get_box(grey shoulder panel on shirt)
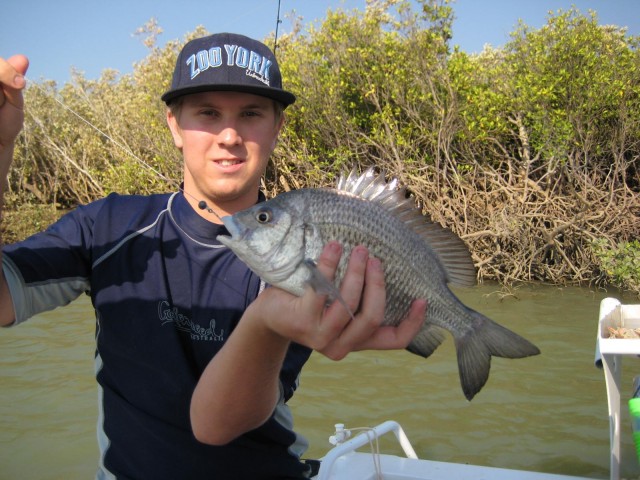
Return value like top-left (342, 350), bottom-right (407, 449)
top-left (2, 255), bottom-right (90, 326)
top-left (274, 379), bottom-right (309, 459)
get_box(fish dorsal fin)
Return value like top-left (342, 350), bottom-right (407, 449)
top-left (336, 168), bottom-right (477, 287)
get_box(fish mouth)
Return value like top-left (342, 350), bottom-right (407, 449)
top-left (216, 214), bottom-right (300, 282)
top-left (217, 215), bottom-right (246, 245)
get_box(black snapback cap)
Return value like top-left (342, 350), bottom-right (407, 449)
top-left (161, 32), bottom-right (296, 107)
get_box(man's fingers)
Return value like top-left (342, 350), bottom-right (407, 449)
top-left (302, 243), bottom-right (427, 359)
top-left (394, 298), bottom-right (427, 345)
top-left (312, 241), bottom-right (342, 281)
top-left (3, 55), bottom-right (29, 83)
top-left (322, 245), bottom-right (368, 321)
top-left (302, 241), bottom-right (342, 308)
top-left (359, 256), bottom-right (386, 319)
top-left (0, 55), bottom-right (29, 110)
top-left (322, 256), bottom-right (386, 357)
top-left (349, 298), bottom-right (427, 354)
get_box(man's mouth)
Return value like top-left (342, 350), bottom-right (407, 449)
top-left (217, 159), bottom-right (243, 167)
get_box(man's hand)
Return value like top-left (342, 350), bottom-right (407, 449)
top-left (254, 241), bottom-right (427, 360)
top-left (191, 241), bottom-right (427, 445)
top-left (0, 55), bottom-right (29, 150)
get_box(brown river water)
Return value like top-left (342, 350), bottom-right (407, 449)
top-left (1, 283), bottom-right (639, 479)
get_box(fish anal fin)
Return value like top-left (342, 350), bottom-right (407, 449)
top-left (406, 324), bottom-right (447, 359)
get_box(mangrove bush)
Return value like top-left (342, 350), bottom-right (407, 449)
top-left (6, 0), bottom-right (640, 294)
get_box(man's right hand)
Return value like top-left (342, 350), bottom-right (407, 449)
top-left (0, 55), bottom-right (29, 328)
top-left (0, 55), bottom-right (29, 151)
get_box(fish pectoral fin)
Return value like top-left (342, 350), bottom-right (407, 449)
top-left (303, 259), bottom-right (356, 321)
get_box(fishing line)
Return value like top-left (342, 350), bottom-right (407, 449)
top-left (346, 427), bottom-right (383, 479)
top-left (22, 76), bottom-right (223, 222)
top-left (274, 0), bottom-right (283, 55)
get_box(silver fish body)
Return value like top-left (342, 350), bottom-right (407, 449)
top-left (217, 169), bottom-right (540, 400)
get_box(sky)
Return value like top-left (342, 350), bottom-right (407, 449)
top-left (1, 0), bottom-right (639, 85)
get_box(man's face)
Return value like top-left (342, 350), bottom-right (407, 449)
top-left (167, 91), bottom-right (283, 219)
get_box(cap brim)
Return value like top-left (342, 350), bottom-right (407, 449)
top-left (161, 84), bottom-right (296, 107)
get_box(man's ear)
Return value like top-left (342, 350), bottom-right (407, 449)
top-left (271, 113), bottom-right (285, 151)
top-left (166, 109), bottom-right (183, 149)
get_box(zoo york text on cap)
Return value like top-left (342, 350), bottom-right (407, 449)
top-left (161, 32), bottom-right (296, 107)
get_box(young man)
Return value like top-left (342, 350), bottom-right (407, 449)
top-left (0, 33), bottom-right (426, 479)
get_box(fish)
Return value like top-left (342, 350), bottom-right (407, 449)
top-left (217, 168), bottom-right (540, 400)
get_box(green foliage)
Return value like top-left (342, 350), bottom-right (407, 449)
top-left (450, 8), bottom-right (640, 176)
top-left (593, 239), bottom-right (640, 293)
top-left (448, 48), bottom-right (512, 143)
top-left (506, 9), bottom-right (640, 165)
top-left (276, 0), bottom-right (455, 178)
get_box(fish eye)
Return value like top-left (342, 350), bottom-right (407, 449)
top-left (256, 210), bottom-right (271, 224)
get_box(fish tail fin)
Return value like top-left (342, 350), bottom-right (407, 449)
top-left (455, 309), bottom-right (540, 401)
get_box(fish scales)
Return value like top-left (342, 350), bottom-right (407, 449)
top-left (217, 169), bottom-right (540, 400)
top-left (305, 190), bottom-right (424, 325)
top-left (307, 189), bottom-right (448, 328)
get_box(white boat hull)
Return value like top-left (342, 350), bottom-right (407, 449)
top-left (316, 451), bottom-right (592, 480)
top-left (312, 420), bottom-right (593, 480)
